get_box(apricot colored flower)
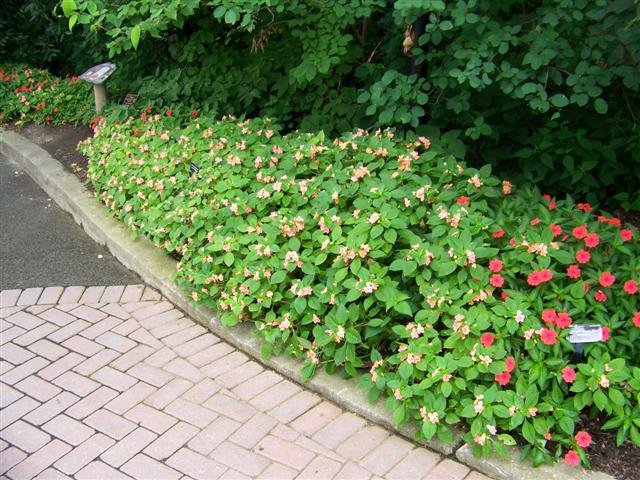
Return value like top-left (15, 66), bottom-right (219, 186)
top-left (495, 371), bottom-right (511, 386)
top-left (623, 280), bottom-right (637, 295)
top-left (567, 265), bottom-right (581, 279)
top-left (457, 196), bottom-right (469, 205)
top-left (480, 333), bottom-right (495, 347)
top-left (565, 449), bottom-right (580, 467)
top-left (601, 326), bottom-right (610, 341)
top-left (530, 218), bottom-right (540, 226)
top-left (540, 328), bottom-right (557, 345)
top-left (599, 272), bottom-right (615, 287)
top-left (562, 367), bottom-right (576, 383)
top-left (575, 431), bottom-right (592, 448)
top-left (572, 225), bottom-right (587, 239)
top-left (489, 259), bottom-right (503, 272)
top-left (576, 249), bottom-right (590, 264)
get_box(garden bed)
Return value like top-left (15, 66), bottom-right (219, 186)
top-left (75, 112), bottom-right (639, 474)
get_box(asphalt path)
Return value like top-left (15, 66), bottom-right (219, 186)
top-left (0, 153), bottom-right (140, 289)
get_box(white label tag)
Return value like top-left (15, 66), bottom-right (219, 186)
top-left (568, 324), bottom-right (602, 344)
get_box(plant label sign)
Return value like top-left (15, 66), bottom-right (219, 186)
top-left (122, 93), bottom-right (138, 106)
top-left (80, 62), bottom-right (117, 85)
top-left (568, 324), bottom-right (602, 344)
top-left (190, 162), bottom-right (200, 174)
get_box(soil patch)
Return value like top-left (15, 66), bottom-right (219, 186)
top-left (13, 123), bottom-right (93, 185)
top-left (585, 415), bottom-right (640, 480)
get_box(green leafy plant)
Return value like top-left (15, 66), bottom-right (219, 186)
top-left (0, 64), bottom-right (94, 126)
top-left (81, 112), bottom-right (640, 469)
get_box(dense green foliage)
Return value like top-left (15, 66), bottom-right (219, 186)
top-left (82, 112), bottom-right (640, 468)
top-left (0, 0), bottom-right (102, 74)
top-left (0, 65), bottom-right (93, 125)
top-left (61, 0), bottom-right (640, 209)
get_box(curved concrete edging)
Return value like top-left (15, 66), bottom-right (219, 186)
top-left (0, 128), bottom-right (614, 480)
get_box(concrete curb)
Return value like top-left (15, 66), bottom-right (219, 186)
top-left (1, 128), bottom-right (615, 480)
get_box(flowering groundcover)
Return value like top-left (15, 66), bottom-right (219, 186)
top-left (0, 64), bottom-right (93, 126)
top-left (80, 112), bottom-right (640, 469)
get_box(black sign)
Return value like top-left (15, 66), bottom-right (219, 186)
top-left (190, 162), bottom-right (200, 174)
top-left (122, 93), bottom-right (138, 106)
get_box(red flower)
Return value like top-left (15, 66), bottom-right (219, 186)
top-left (550, 224), bottom-right (562, 237)
top-left (509, 237), bottom-right (516, 247)
top-left (530, 218), bottom-right (540, 226)
top-left (584, 233), bottom-right (599, 248)
top-left (594, 290), bottom-right (607, 302)
top-left (548, 200), bottom-right (556, 210)
top-left (543, 194), bottom-right (551, 202)
top-left (601, 326), bottom-right (610, 342)
top-left (567, 265), bottom-right (581, 279)
top-left (501, 291), bottom-right (509, 299)
top-left (495, 371), bottom-right (511, 386)
top-left (542, 309), bottom-right (558, 325)
top-left (575, 249), bottom-right (590, 264)
top-left (565, 449), bottom-right (580, 467)
top-left (572, 225), bottom-right (588, 239)
top-left (489, 259), bottom-right (503, 273)
top-left (633, 312), bottom-right (640, 328)
top-left (146, 106), bottom-right (152, 113)
top-left (492, 230), bottom-right (505, 239)
top-left (528, 269), bottom-right (553, 287)
top-left (505, 356), bottom-right (516, 372)
top-left (620, 229), bottom-right (634, 241)
top-left (624, 280), bottom-right (638, 295)
top-left (598, 272), bottom-right (615, 288)
top-left (583, 281), bottom-right (590, 293)
top-left (53, 107), bottom-right (59, 113)
top-left (544, 432), bottom-right (552, 440)
top-left (540, 329), bottom-right (558, 345)
top-left (556, 312), bottom-right (572, 329)
top-left (577, 203), bottom-right (592, 212)
top-left (457, 196), bottom-right (469, 206)
top-left (540, 269), bottom-right (552, 281)
top-left (191, 111), bottom-right (199, 117)
top-left (490, 274), bottom-right (504, 288)
top-left (480, 333), bottom-right (495, 347)
top-left (165, 109), bottom-right (173, 117)
top-left (562, 367), bottom-right (576, 383)
top-left (575, 431), bottom-right (592, 449)
top-left (140, 112), bottom-right (147, 122)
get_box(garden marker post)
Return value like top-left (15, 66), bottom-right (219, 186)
top-left (79, 62), bottom-right (117, 114)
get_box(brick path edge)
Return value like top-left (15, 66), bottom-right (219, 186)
top-left (0, 128), bottom-right (615, 480)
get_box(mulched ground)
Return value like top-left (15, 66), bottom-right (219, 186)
top-left (6, 122), bottom-right (640, 480)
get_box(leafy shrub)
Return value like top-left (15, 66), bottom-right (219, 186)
top-left (81, 112), bottom-right (640, 468)
top-left (0, 64), bottom-right (94, 125)
top-left (64, 0), bottom-right (639, 208)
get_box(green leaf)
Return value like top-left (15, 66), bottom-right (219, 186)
top-left (558, 416), bottom-right (575, 435)
top-left (594, 98), bottom-right (608, 114)
top-left (399, 361), bottom-right (413, 379)
top-left (593, 389), bottom-right (608, 410)
top-left (213, 5), bottom-right (226, 18)
top-left (550, 94), bottom-right (569, 108)
top-left (223, 252), bottom-right (234, 266)
top-left (130, 25), bottom-right (141, 50)
top-left (69, 14), bottom-right (78, 30)
top-left (224, 9), bottom-right (238, 24)
top-left (62, 0), bottom-right (77, 16)
top-left (271, 270), bottom-right (287, 283)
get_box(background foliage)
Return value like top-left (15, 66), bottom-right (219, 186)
top-left (58, 0), bottom-right (640, 210)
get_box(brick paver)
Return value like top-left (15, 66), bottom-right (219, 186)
top-left (0, 285), bottom-right (492, 479)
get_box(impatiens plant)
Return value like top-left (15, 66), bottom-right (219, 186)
top-left (0, 64), bottom-right (93, 126)
top-left (80, 112), bottom-right (640, 468)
